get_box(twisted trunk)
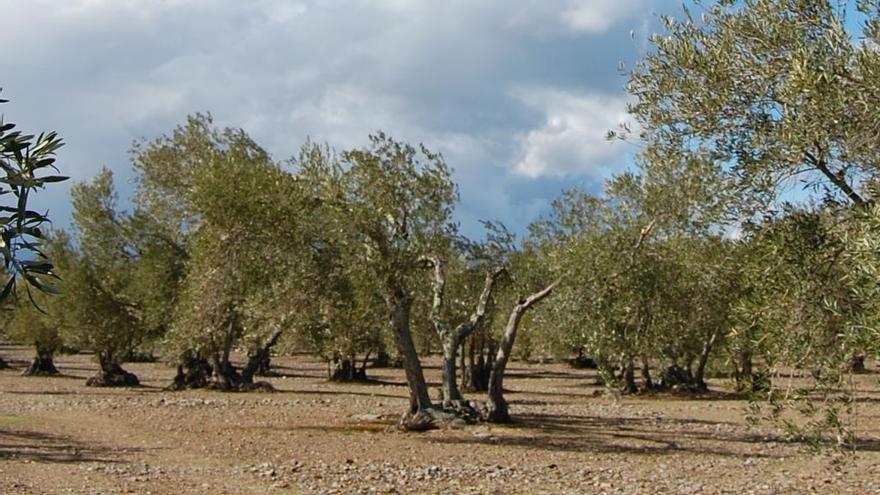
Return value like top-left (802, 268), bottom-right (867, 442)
top-left (621, 357), bottom-right (637, 394)
top-left (242, 330), bottom-right (282, 383)
top-left (22, 346), bottom-right (59, 376)
top-left (87, 350), bottom-right (139, 387)
top-left (387, 285), bottom-right (432, 413)
top-left (693, 330), bottom-right (719, 392)
top-left (486, 282), bottom-right (556, 423)
top-left (427, 258), bottom-right (504, 405)
top-left (168, 352), bottom-right (213, 390)
top-left (640, 356), bottom-right (654, 390)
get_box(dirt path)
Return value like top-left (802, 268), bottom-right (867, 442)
top-left (1, 346), bottom-right (879, 494)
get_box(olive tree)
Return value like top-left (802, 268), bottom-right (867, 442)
top-left (326, 133), bottom-right (458, 423)
top-left (159, 116), bottom-right (306, 391)
top-left (62, 169), bottom-right (145, 386)
top-left (4, 231), bottom-right (75, 375)
top-left (626, 0), bottom-right (880, 210)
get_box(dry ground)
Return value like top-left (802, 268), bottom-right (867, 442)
top-left (1, 344), bottom-right (880, 494)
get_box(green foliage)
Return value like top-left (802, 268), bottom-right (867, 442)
top-left (61, 170), bottom-right (152, 368)
top-left (3, 232), bottom-right (74, 355)
top-left (626, 0), bottom-right (880, 209)
top-left (0, 93), bottom-right (67, 303)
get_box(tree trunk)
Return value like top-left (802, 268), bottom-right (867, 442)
top-left (242, 331), bottom-right (282, 383)
top-left (86, 352), bottom-right (139, 387)
top-left (467, 336), bottom-right (494, 392)
top-left (329, 355), bottom-right (367, 382)
top-left (621, 357), bottom-right (638, 394)
top-left (848, 354), bottom-right (867, 373)
top-left (0, 356), bottom-right (7, 370)
top-left (734, 349), bottom-right (768, 393)
top-left (386, 286), bottom-right (432, 413)
top-left (22, 347), bottom-right (59, 376)
top-left (486, 282), bottom-right (556, 423)
top-left (427, 259), bottom-right (504, 406)
top-left (459, 340), bottom-right (468, 392)
top-left (168, 352), bottom-right (213, 390)
top-left (640, 356), bottom-right (653, 390)
top-left (373, 350), bottom-right (391, 368)
top-left (441, 340), bottom-right (463, 404)
top-left (693, 330), bottom-right (718, 392)
top-left (660, 362), bottom-right (694, 391)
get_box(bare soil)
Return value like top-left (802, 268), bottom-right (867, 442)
top-left (1, 344), bottom-right (880, 494)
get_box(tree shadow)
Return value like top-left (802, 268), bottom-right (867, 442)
top-left (423, 412), bottom-right (780, 459)
top-left (505, 369), bottom-right (595, 381)
top-left (277, 388), bottom-right (405, 401)
top-left (0, 429), bottom-right (134, 464)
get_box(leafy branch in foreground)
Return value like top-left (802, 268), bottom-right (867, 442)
top-left (0, 91), bottom-right (67, 304)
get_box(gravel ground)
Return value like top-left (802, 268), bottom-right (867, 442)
top-left (1, 344), bottom-right (879, 494)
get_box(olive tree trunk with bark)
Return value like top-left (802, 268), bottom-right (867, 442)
top-left (22, 345), bottom-right (59, 376)
top-left (386, 284), bottom-right (433, 414)
top-left (86, 350), bottom-right (139, 387)
top-left (426, 258), bottom-right (504, 406)
top-left (486, 281), bottom-right (557, 423)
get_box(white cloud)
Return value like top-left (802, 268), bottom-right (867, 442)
top-left (562, 0), bottom-right (644, 33)
top-left (504, 0), bottom-right (646, 35)
top-left (0, 0), bottom-right (663, 236)
top-left (512, 88), bottom-right (634, 178)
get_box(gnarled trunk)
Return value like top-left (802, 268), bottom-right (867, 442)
top-left (328, 354), bottom-right (368, 382)
top-left (486, 282), bottom-right (556, 423)
top-left (87, 351), bottom-right (139, 387)
top-left (22, 346), bottom-right (59, 376)
top-left (734, 349), bottom-right (769, 393)
top-left (621, 357), bottom-right (638, 394)
top-left (242, 331), bottom-right (282, 383)
top-left (373, 349), bottom-right (391, 368)
top-left (465, 335), bottom-right (495, 392)
top-left (168, 352), bottom-right (213, 390)
top-left (427, 259), bottom-right (504, 406)
top-left (693, 330), bottom-right (719, 392)
top-left (387, 286), bottom-right (432, 413)
top-left (848, 354), bottom-right (867, 373)
top-left (640, 356), bottom-right (653, 390)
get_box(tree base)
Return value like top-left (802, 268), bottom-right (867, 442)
top-left (167, 356), bottom-right (213, 390)
top-left (253, 356), bottom-right (275, 377)
top-left (22, 356), bottom-right (59, 376)
top-left (328, 359), bottom-right (368, 382)
top-left (205, 380), bottom-right (276, 392)
top-left (0, 356), bottom-right (8, 369)
top-left (656, 366), bottom-right (707, 393)
top-left (207, 361), bottom-right (277, 393)
top-left (398, 407), bottom-right (469, 431)
top-left (735, 372), bottom-right (770, 394)
top-left (848, 355), bottom-right (867, 374)
top-left (484, 400), bottom-right (510, 424)
top-left (463, 363), bottom-right (491, 392)
top-left (567, 354), bottom-right (597, 369)
top-left (372, 351), bottom-right (392, 368)
top-left (86, 366), bottom-right (139, 387)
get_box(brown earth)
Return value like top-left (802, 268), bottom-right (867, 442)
top-left (1, 344), bottom-right (879, 494)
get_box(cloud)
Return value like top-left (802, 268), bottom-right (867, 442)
top-left (512, 88), bottom-right (634, 178)
top-left (562, 0), bottom-right (645, 33)
top-left (0, 0), bottom-right (667, 236)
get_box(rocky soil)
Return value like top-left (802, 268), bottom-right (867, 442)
top-left (1, 344), bottom-right (879, 494)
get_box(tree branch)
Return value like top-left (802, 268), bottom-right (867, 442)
top-left (804, 149), bottom-right (866, 207)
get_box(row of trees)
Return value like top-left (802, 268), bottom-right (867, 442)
top-left (3, 0), bottom-right (880, 436)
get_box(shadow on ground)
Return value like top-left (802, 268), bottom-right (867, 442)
top-left (0, 428), bottom-right (135, 464)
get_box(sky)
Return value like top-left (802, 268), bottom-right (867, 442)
top-left (0, 0), bottom-right (676, 238)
